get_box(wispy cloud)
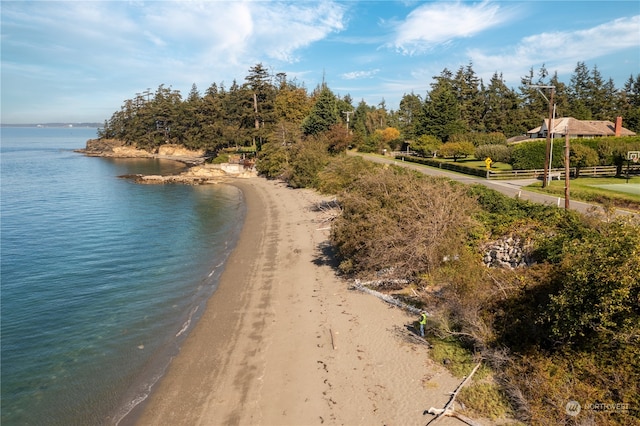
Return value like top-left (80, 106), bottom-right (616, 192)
top-left (469, 15), bottom-right (640, 84)
top-left (342, 69), bottom-right (380, 80)
top-left (253, 1), bottom-right (346, 62)
top-left (391, 1), bottom-right (514, 55)
top-left (1, 0), bottom-right (348, 121)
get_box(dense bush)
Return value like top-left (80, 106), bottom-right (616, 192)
top-left (331, 167), bottom-right (479, 278)
top-left (255, 141), bottom-right (289, 179)
top-left (543, 220), bottom-right (640, 343)
top-left (569, 143), bottom-right (599, 177)
top-left (316, 155), bottom-right (374, 194)
top-left (284, 137), bottom-right (331, 188)
top-left (411, 134), bottom-right (442, 157)
top-left (450, 132), bottom-right (507, 146)
top-left (510, 140), bottom-right (564, 169)
top-left (255, 136), bottom-right (331, 187)
top-left (439, 141), bottom-right (475, 161)
top-left (474, 144), bottom-right (512, 164)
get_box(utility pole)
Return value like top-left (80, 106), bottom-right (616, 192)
top-left (528, 85), bottom-right (555, 188)
top-left (343, 110), bottom-right (353, 131)
top-left (564, 129), bottom-right (570, 209)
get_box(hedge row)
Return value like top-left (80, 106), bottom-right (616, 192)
top-left (396, 155), bottom-right (488, 177)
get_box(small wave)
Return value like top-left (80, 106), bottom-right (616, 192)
top-left (175, 306), bottom-right (199, 338)
top-left (112, 367), bottom-right (166, 426)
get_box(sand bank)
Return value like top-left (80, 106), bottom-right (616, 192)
top-left (134, 177), bottom-right (463, 426)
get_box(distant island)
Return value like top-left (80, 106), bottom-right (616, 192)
top-left (1, 123), bottom-right (102, 128)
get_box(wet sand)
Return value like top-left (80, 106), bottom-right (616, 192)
top-left (134, 177), bottom-right (462, 426)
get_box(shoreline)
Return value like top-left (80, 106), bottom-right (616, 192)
top-left (131, 176), bottom-right (464, 426)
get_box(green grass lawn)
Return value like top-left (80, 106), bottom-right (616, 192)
top-left (526, 176), bottom-right (640, 212)
top-left (434, 157), bottom-right (514, 171)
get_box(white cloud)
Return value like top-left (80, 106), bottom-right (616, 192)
top-left (468, 15), bottom-right (640, 85)
top-left (1, 0), bottom-right (348, 121)
top-left (255, 2), bottom-right (346, 62)
top-left (392, 0), bottom-right (513, 55)
top-left (342, 69), bottom-right (380, 80)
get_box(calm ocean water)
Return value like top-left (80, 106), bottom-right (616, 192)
top-left (1, 127), bottom-right (245, 425)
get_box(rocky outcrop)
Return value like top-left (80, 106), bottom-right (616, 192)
top-left (127, 163), bottom-right (257, 184)
top-left (482, 236), bottom-right (533, 269)
top-left (81, 139), bottom-right (152, 158)
top-left (79, 139), bottom-right (256, 184)
top-left (79, 140), bottom-right (206, 164)
top-left (157, 144), bottom-right (205, 158)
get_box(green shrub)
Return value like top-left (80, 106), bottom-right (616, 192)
top-left (450, 132), bottom-right (507, 146)
top-left (475, 144), bottom-right (512, 164)
top-left (543, 220), bottom-right (640, 343)
top-left (428, 338), bottom-right (476, 378)
top-left (439, 141), bottom-right (475, 161)
top-left (511, 140), bottom-right (564, 169)
top-left (286, 137), bottom-right (331, 189)
top-left (317, 155), bottom-right (375, 194)
top-left (412, 134), bottom-right (442, 156)
top-left (459, 382), bottom-right (512, 420)
top-left (330, 168), bottom-right (479, 278)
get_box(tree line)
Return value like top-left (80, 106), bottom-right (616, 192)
top-left (98, 62), bottom-right (640, 154)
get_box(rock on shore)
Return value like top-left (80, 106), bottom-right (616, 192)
top-left (78, 138), bottom-right (256, 183)
top-left (132, 164), bottom-right (256, 184)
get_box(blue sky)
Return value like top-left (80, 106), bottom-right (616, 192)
top-left (1, 1), bottom-right (639, 124)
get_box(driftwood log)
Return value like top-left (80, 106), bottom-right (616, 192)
top-left (350, 281), bottom-right (425, 316)
top-left (425, 361), bottom-right (483, 426)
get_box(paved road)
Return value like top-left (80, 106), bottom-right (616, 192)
top-left (348, 152), bottom-right (638, 219)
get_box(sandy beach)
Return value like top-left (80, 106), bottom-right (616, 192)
top-left (133, 176), bottom-right (464, 426)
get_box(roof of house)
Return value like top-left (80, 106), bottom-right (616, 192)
top-left (527, 117), bottom-right (636, 137)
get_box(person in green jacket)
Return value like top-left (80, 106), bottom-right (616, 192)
top-left (419, 312), bottom-right (427, 337)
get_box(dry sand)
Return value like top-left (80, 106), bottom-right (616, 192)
top-left (134, 177), bottom-right (464, 426)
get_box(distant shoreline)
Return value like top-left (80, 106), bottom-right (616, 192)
top-left (1, 123), bottom-right (101, 128)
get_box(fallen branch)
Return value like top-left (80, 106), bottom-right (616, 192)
top-left (350, 281), bottom-right (425, 316)
top-left (426, 409), bottom-right (481, 426)
top-left (425, 361), bottom-right (483, 426)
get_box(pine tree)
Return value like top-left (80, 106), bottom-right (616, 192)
top-left (418, 69), bottom-right (466, 141)
top-left (569, 61), bottom-right (592, 119)
top-left (483, 72), bottom-right (524, 137)
top-left (301, 84), bottom-right (339, 135)
top-left (452, 63), bottom-right (484, 132)
top-left (397, 92), bottom-right (423, 141)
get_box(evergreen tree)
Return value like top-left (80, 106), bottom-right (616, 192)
top-left (274, 77), bottom-right (311, 124)
top-left (301, 84), bottom-right (339, 135)
top-left (352, 99), bottom-right (372, 138)
top-left (620, 74), bottom-right (640, 132)
top-left (397, 92), bottom-right (423, 141)
top-left (452, 63), bottom-right (484, 132)
top-left (364, 100), bottom-right (388, 135)
top-left (418, 69), bottom-right (466, 141)
top-left (518, 65), bottom-right (553, 131)
top-left (245, 63), bottom-right (276, 149)
top-left (569, 61), bottom-right (593, 119)
top-left (548, 72), bottom-right (569, 119)
top-left (483, 72), bottom-right (524, 137)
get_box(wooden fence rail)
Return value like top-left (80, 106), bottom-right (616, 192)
top-left (392, 154), bottom-right (640, 180)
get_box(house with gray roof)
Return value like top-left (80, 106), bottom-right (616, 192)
top-left (527, 116), bottom-right (636, 139)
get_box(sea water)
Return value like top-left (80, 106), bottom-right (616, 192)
top-left (0, 127), bottom-right (245, 425)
